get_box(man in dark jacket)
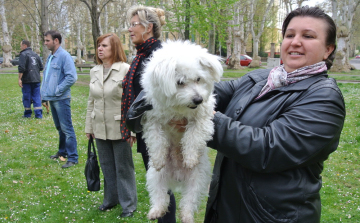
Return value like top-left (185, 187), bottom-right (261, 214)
top-left (18, 40), bottom-right (44, 118)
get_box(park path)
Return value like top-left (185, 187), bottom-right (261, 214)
top-left (2, 59), bottom-right (360, 84)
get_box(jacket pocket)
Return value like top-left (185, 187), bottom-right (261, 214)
top-left (47, 64), bottom-right (60, 96)
top-left (114, 115), bottom-right (121, 134)
top-left (246, 186), bottom-right (294, 223)
top-left (89, 78), bottom-right (99, 92)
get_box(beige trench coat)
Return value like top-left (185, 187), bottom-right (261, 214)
top-left (85, 62), bottom-right (130, 140)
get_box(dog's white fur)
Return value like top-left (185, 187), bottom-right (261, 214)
top-left (140, 40), bottom-right (223, 223)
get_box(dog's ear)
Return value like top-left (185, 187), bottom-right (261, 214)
top-left (143, 57), bottom-right (178, 97)
top-left (198, 54), bottom-right (223, 82)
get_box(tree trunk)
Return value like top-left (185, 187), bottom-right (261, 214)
top-left (22, 23), bottom-right (29, 41)
top-left (226, 21), bottom-right (232, 59)
top-left (228, 5), bottom-right (242, 70)
top-left (331, 33), bottom-right (351, 72)
top-left (104, 4), bottom-right (108, 34)
top-left (82, 27), bottom-right (87, 61)
top-left (41, 0), bottom-right (50, 63)
top-left (0, 0), bottom-right (13, 68)
top-left (330, 0), bottom-right (360, 72)
top-left (80, 0), bottom-right (112, 56)
top-left (184, 0), bottom-right (190, 40)
top-left (249, 0), bottom-right (274, 68)
top-left (208, 23), bottom-right (216, 54)
top-left (32, 0), bottom-right (41, 55)
top-left (76, 22), bottom-right (83, 65)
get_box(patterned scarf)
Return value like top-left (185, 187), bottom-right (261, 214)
top-left (121, 37), bottom-right (161, 140)
top-left (256, 61), bottom-right (327, 99)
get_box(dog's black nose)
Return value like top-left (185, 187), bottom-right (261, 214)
top-left (192, 96), bottom-right (203, 105)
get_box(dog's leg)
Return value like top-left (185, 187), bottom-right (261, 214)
top-left (179, 153), bottom-right (212, 223)
top-left (46, 101), bottom-right (50, 114)
top-left (143, 120), bottom-right (169, 171)
top-left (146, 167), bottom-right (170, 220)
top-left (42, 101), bottom-right (50, 114)
top-left (181, 118), bottom-right (213, 169)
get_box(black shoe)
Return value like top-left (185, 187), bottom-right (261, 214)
top-left (120, 211), bottom-right (134, 217)
top-left (98, 204), bottom-right (117, 211)
top-left (22, 116), bottom-right (31, 118)
top-left (50, 152), bottom-right (67, 160)
top-left (61, 161), bottom-right (78, 168)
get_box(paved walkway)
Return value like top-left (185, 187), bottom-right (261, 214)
top-left (2, 61), bottom-right (360, 84)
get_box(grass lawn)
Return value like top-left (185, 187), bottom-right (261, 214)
top-left (0, 72), bottom-right (359, 222)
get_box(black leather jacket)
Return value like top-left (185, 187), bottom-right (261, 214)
top-left (18, 48), bottom-right (43, 83)
top-left (205, 69), bottom-right (345, 223)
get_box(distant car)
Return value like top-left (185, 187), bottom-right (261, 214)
top-left (0, 57), bottom-right (3, 65)
top-left (71, 56), bottom-right (86, 63)
top-left (225, 54), bottom-right (259, 66)
top-left (10, 57), bottom-right (20, 66)
top-left (355, 55), bottom-right (360, 59)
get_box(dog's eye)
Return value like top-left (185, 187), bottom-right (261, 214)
top-left (196, 78), bottom-right (201, 82)
top-left (177, 80), bottom-right (184, 86)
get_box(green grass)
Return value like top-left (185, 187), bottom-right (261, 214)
top-left (0, 73), bottom-right (359, 222)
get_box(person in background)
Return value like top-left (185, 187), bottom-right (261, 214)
top-left (85, 33), bottom-right (137, 218)
top-left (18, 40), bottom-right (44, 118)
top-left (42, 30), bottom-right (78, 169)
top-left (121, 5), bottom-right (177, 223)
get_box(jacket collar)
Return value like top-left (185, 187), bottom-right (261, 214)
top-left (248, 69), bottom-right (328, 102)
top-left (249, 69), bottom-right (328, 92)
top-left (92, 62), bottom-right (124, 83)
top-left (51, 46), bottom-right (64, 58)
top-left (20, 47), bottom-right (32, 53)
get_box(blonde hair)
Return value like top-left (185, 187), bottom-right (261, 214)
top-left (127, 5), bottom-right (166, 39)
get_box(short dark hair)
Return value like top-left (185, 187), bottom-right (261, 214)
top-left (96, 33), bottom-right (127, 64)
top-left (44, 30), bottom-right (62, 44)
top-left (21, 40), bottom-right (31, 47)
top-left (282, 6), bottom-right (337, 69)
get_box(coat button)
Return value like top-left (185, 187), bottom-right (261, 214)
top-left (236, 108), bottom-right (242, 115)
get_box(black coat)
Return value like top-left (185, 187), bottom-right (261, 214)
top-left (18, 48), bottom-right (43, 83)
top-left (133, 42), bottom-right (162, 154)
top-left (205, 69), bottom-right (345, 223)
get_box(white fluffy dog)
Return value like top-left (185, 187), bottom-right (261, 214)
top-left (140, 40), bottom-right (223, 223)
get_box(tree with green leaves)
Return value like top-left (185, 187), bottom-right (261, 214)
top-left (147, 0), bottom-right (237, 54)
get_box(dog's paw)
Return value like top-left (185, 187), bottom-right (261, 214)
top-left (180, 210), bottom-right (195, 223)
top-left (147, 207), bottom-right (166, 220)
top-left (183, 158), bottom-right (199, 169)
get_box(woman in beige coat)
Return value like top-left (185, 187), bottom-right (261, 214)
top-left (85, 33), bottom-right (137, 218)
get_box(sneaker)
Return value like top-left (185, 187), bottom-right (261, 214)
top-left (50, 152), bottom-right (67, 161)
top-left (61, 161), bottom-right (78, 168)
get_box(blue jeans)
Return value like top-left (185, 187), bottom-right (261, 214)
top-left (22, 83), bottom-right (42, 118)
top-left (49, 98), bottom-right (78, 163)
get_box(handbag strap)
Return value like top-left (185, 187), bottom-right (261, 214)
top-left (88, 135), bottom-right (97, 158)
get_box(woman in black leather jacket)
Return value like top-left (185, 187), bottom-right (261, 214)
top-left (204, 6), bottom-right (345, 223)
